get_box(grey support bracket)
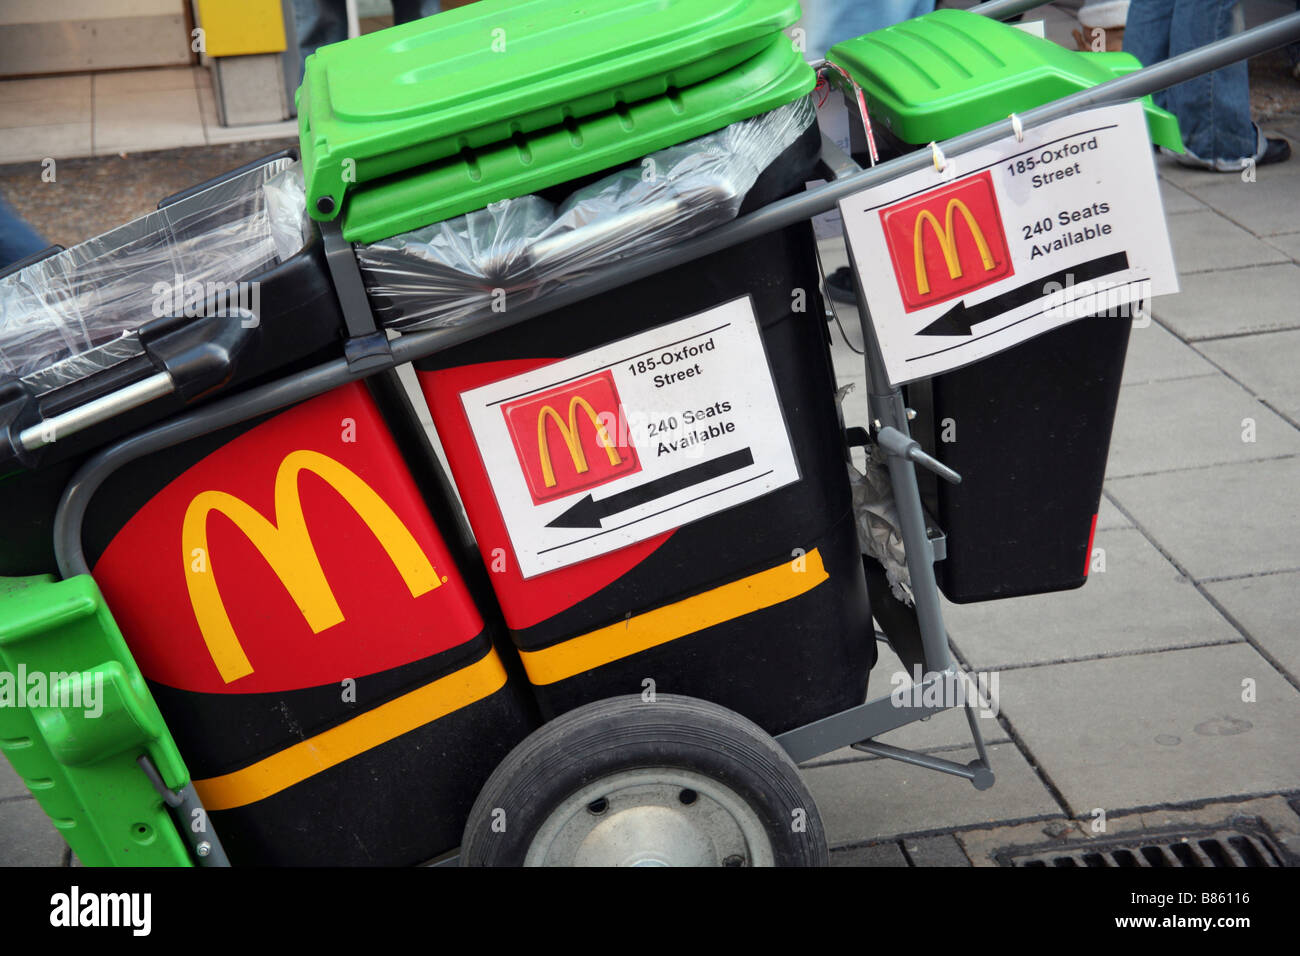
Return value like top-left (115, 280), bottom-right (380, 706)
top-left (320, 219), bottom-right (393, 374)
top-left (874, 425), bottom-right (962, 486)
top-left (137, 754), bottom-right (231, 866)
top-left (851, 701), bottom-right (996, 791)
top-left (776, 677), bottom-right (996, 791)
top-left (776, 672), bottom-right (955, 762)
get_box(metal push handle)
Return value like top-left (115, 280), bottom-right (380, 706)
top-left (969, 0), bottom-right (1062, 20)
top-left (18, 371), bottom-right (175, 453)
top-left (12, 308), bottom-right (260, 457)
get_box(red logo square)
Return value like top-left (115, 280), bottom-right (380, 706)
top-left (879, 170), bottom-right (1014, 313)
top-left (502, 371), bottom-right (641, 505)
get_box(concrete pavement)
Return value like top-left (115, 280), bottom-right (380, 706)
top-left (816, 130), bottom-right (1300, 866)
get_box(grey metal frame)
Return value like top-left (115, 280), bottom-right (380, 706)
top-left (36, 4), bottom-right (1300, 864)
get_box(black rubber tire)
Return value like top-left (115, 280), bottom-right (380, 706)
top-left (459, 694), bottom-right (829, 867)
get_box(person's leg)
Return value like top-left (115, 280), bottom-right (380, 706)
top-left (1123, 0), bottom-right (1176, 111)
top-left (1164, 0), bottom-right (1260, 168)
top-left (0, 195), bottom-right (48, 271)
top-left (291, 0), bottom-right (348, 82)
top-left (802, 0), bottom-right (934, 60)
top-left (392, 0), bottom-right (441, 23)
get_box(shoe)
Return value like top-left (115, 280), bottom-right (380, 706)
top-left (1259, 137), bottom-right (1292, 167)
top-left (825, 266), bottom-right (859, 305)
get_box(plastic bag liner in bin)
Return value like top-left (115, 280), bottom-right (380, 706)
top-left (0, 158), bottom-right (306, 386)
top-left (348, 97), bottom-right (817, 330)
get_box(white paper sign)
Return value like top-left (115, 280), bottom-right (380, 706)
top-left (460, 296), bottom-right (800, 578)
top-left (840, 100), bottom-right (1179, 385)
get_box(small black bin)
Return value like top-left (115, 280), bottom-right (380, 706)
top-left (909, 310), bottom-right (1132, 603)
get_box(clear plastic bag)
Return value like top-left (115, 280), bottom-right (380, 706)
top-left (2, 96), bottom-right (816, 381)
top-left (355, 96), bottom-right (818, 331)
top-left (850, 450), bottom-right (913, 606)
top-left (0, 157), bottom-right (302, 385)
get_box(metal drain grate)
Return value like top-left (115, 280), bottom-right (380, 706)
top-left (999, 827), bottom-right (1288, 868)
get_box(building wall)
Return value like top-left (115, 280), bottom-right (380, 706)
top-left (0, 0), bottom-right (193, 77)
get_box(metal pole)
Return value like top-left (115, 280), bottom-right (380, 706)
top-left (967, 0), bottom-right (1059, 20)
top-left (847, 260), bottom-right (954, 676)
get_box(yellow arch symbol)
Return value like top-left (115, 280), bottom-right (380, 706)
top-left (182, 449), bottom-right (441, 684)
top-left (912, 199), bottom-right (995, 296)
top-left (536, 395), bottom-right (621, 489)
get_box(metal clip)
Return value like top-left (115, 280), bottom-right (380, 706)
top-left (1009, 112), bottom-right (1024, 143)
top-left (929, 141), bottom-right (947, 174)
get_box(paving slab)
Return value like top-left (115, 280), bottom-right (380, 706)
top-left (1181, 177), bottom-right (1300, 237)
top-left (1164, 209), bottom-right (1289, 274)
top-left (0, 87), bottom-right (92, 131)
top-left (1106, 374), bottom-right (1300, 478)
top-left (92, 86), bottom-right (205, 157)
top-left (902, 833), bottom-right (972, 866)
top-left (1265, 231), bottom-right (1300, 263)
top-left (829, 841), bottom-right (909, 867)
top-left (1096, 492), bottom-right (1134, 531)
top-left (1151, 262), bottom-right (1300, 341)
top-left (1197, 327), bottom-right (1300, 423)
top-left (0, 799), bottom-right (67, 866)
top-left (1159, 180), bottom-right (1209, 216)
top-left (0, 124), bottom-right (93, 165)
top-left (1107, 456), bottom-right (1300, 580)
top-left (803, 742), bottom-right (1061, 846)
top-left (942, 528), bottom-right (1242, 670)
top-left (995, 643), bottom-right (1300, 814)
top-left (92, 68), bottom-right (199, 97)
top-left (1203, 571), bottom-right (1300, 682)
top-left (1121, 320), bottom-right (1218, 385)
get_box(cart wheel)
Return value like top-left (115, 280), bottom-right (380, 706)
top-left (459, 694), bottom-right (828, 867)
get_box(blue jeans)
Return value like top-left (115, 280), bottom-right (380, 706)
top-left (1125, 0), bottom-right (1264, 169)
top-left (0, 196), bottom-right (48, 272)
top-left (292, 0), bottom-right (442, 81)
top-left (801, 0), bottom-right (936, 60)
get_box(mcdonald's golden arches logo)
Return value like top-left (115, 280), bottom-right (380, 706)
top-left (879, 170), bottom-right (1013, 312)
top-left (182, 449), bottom-right (444, 683)
top-left (501, 370), bottom-right (641, 504)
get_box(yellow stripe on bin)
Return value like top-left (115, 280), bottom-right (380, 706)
top-left (519, 548), bottom-right (829, 686)
top-left (193, 650), bottom-right (507, 811)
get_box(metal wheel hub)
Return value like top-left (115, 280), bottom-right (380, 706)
top-left (524, 768), bottom-right (776, 867)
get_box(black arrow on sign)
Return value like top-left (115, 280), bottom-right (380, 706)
top-left (917, 250), bottom-right (1131, 337)
top-left (546, 448), bottom-right (755, 530)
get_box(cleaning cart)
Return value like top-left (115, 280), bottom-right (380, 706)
top-left (1, 0), bottom-right (1296, 867)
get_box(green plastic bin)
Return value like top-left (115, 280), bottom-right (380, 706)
top-left (298, 0), bottom-right (815, 241)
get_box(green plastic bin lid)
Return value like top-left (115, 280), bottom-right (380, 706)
top-left (299, 0), bottom-right (815, 242)
top-left (827, 8), bottom-right (1182, 152)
